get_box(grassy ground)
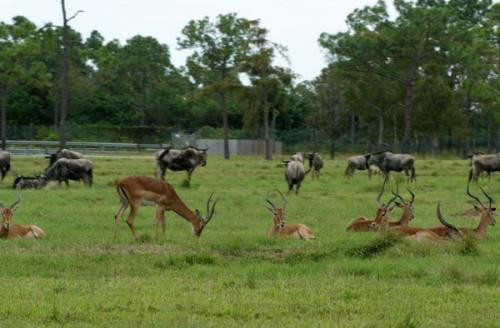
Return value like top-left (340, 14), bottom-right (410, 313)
top-left (0, 155), bottom-right (498, 327)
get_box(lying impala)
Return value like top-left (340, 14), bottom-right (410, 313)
top-left (387, 186), bottom-right (415, 228)
top-left (347, 180), bottom-right (397, 231)
top-left (0, 189), bottom-right (45, 239)
top-left (385, 183), bottom-right (495, 241)
top-left (114, 176), bottom-right (218, 240)
top-left (436, 184), bottom-right (496, 240)
top-left (266, 191), bottom-right (315, 240)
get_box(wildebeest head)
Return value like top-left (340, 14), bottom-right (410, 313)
top-left (365, 151), bottom-right (390, 169)
top-left (184, 147), bottom-right (207, 167)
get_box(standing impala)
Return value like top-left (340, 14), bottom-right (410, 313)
top-left (114, 176), bottom-right (218, 240)
top-left (266, 191), bottom-right (315, 240)
top-left (0, 189), bottom-right (45, 239)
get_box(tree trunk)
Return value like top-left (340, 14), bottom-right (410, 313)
top-left (53, 87), bottom-right (59, 131)
top-left (496, 125), bottom-right (500, 153)
top-left (219, 91), bottom-right (230, 159)
top-left (350, 113), bottom-right (355, 147)
top-left (402, 82), bottom-right (414, 153)
top-left (393, 111), bottom-right (399, 151)
top-left (377, 107), bottom-right (384, 146)
top-left (0, 88), bottom-right (7, 150)
top-left (262, 88), bottom-right (271, 160)
top-left (60, 0), bottom-right (69, 149)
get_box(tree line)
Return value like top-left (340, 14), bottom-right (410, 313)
top-left (0, 0), bottom-right (498, 158)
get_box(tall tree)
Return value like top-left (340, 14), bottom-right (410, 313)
top-left (178, 14), bottom-right (265, 159)
top-left (59, 0), bottom-right (83, 148)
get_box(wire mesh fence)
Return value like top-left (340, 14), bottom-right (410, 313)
top-left (5, 125), bottom-right (500, 157)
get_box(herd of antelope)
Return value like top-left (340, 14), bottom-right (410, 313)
top-left (0, 148), bottom-right (497, 245)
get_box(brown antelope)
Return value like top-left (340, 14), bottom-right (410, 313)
top-left (266, 191), bottom-right (315, 240)
top-left (388, 186), bottom-right (415, 228)
top-left (0, 190), bottom-right (45, 239)
top-left (436, 184), bottom-right (496, 240)
top-left (114, 176), bottom-right (218, 240)
top-left (346, 180), bottom-right (397, 231)
top-left (386, 183), bottom-right (495, 241)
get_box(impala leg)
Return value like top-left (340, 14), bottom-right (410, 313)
top-left (126, 201), bottom-right (139, 240)
top-left (153, 205), bottom-right (166, 239)
top-left (114, 200), bottom-right (128, 237)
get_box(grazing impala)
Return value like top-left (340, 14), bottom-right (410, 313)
top-left (0, 190), bottom-right (45, 239)
top-left (266, 191), bottom-right (315, 240)
top-left (114, 176), bottom-right (218, 240)
top-left (347, 180), bottom-right (397, 231)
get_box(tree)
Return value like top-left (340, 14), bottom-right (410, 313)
top-left (0, 16), bottom-right (49, 149)
top-left (59, 0), bottom-right (83, 148)
top-left (178, 14), bottom-right (266, 159)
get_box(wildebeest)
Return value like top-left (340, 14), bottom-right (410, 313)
top-left (469, 152), bottom-right (500, 182)
top-left (12, 175), bottom-right (47, 189)
top-left (366, 151), bottom-right (416, 182)
top-left (44, 158), bottom-right (93, 186)
top-left (345, 155), bottom-right (380, 179)
top-left (46, 148), bottom-right (83, 166)
top-left (307, 152), bottom-right (323, 180)
top-left (0, 150), bottom-right (11, 181)
top-left (155, 146), bottom-right (207, 183)
top-left (283, 153), bottom-right (309, 194)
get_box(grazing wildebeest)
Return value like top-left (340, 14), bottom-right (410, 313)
top-left (469, 153), bottom-right (500, 182)
top-left (283, 153), bottom-right (309, 194)
top-left (366, 151), bottom-right (416, 182)
top-left (44, 158), bottom-right (93, 186)
top-left (155, 146), bottom-right (207, 183)
top-left (307, 152), bottom-right (323, 180)
top-left (0, 150), bottom-right (11, 181)
top-left (345, 155), bottom-right (380, 179)
top-left (46, 148), bottom-right (83, 166)
top-left (12, 175), bottom-right (47, 189)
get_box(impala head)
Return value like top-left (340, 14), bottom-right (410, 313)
top-left (467, 182), bottom-right (496, 226)
top-left (371, 194), bottom-right (398, 229)
top-left (193, 192), bottom-right (218, 237)
top-left (392, 183), bottom-right (415, 221)
top-left (266, 190), bottom-right (288, 229)
top-left (0, 188), bottom-right (21, 230)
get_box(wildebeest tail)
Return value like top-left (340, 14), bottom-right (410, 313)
top-left (158, 147), bottom-right (171, 161)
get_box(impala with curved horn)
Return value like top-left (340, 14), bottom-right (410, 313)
top-left (387, 184), bottom-right (415, 228)
top-left (114, 176), bottom-right (218, 240)
top-left (266, 190), bottom-right (315, 240)
top-left (346, 180), bottom-right (398, 231)
top-left (436, 183), bottom-right (496, 240)
top-left (0, 189), bottom-right (45, 239)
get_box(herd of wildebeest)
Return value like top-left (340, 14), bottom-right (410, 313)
top-left (0, 147), bottom-right (498, 243)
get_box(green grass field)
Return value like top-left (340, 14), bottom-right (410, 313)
top-left (0, 155), bottom-right (498, 327)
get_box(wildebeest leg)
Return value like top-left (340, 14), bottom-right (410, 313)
top-left (368, 169), bottom-right (372, 180)
top-left (410, 167), bottom-right (416, 182)
top-left (383, 171), bottom-right (390, 182)
top-left (0, 167), bottom-right (5, 181)
top-left (295, 182), bottom-right (301, 195)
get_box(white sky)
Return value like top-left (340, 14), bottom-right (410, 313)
top-left (1, 0), bottom-right (395, 81)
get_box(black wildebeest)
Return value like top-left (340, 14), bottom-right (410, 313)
top-left (12, 175), bottom-right (48, 189)
top-left (44, 158), bottom-right (93, 186)
top-left (155, 146), bottom-right (208, 183)
top-left (283, 153), bottom-right (309, 194)
top-left (366, 151), bottom-right (416, 182)
top-left (0, 150), bottom-right (11, 181)
top-left (469, 153), bottom-right (500, 182)
top-left (46, 148), bottom-right (83, 166)
top-left (307, 152), bottom-right (323, 180)
top-left (345, 155), bottom-right (380, 179)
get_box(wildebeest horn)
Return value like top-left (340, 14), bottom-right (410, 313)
top-left (9, 186), bottom-right (21, 210)
top-left (477, 185), bottom-right (493, 209)
top-left (436, 202), bottom-right (462, 236)
top-left (466, 180), bottom-right (485, 207)
top-left (276, 189), bottom-right (287, 209)
top-left (376, 180), bottom-right (386, 207)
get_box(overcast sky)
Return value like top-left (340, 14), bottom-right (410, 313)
top-left (1, 0), bottom-right (395, 81)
